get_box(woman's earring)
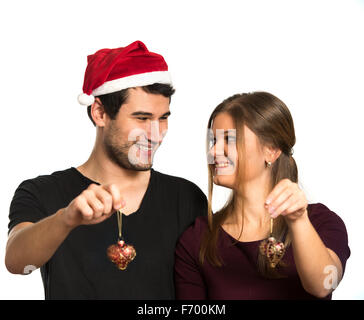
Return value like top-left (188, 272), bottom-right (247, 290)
top-left (266, 161), bottom-right (272, 168)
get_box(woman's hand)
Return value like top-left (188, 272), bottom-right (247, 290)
top-left (264, 179), bottom-right (308, 222)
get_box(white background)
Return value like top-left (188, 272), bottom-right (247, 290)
top-left (0, 0), bottom-right (363, 299)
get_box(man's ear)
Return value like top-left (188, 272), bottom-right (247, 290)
top-left (264, 145), bottom-right (282, 164)
top-left (90, 98), bottom-right (107, 127)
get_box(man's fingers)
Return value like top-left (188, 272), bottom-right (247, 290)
top-left (75, 196), bottom-right (94, 220)
top-left (103, 184), bottom-right (125, 210)
top-left (93, 187), bottom-right (113, 215)
top-left (74, 183), bottom-right (126, 224)
top-left (81, 188), bottom-right (105, 218)
top-left (87, 195), bottom-right (105, 219)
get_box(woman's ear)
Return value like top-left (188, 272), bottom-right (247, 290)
top-left (264, 145), bottom-right (282, 164)
top-left (90, 98), bottom-right (107, 127)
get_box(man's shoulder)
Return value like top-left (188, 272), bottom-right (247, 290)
top-left (16, 167), bottom-right (79, 193)
top-left (9, 168), bottom-right (81, 227)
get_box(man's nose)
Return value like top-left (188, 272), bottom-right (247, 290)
top-left (145, 120), bottom-right (166, 144)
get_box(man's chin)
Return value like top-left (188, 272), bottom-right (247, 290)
top-left (128, 162), bottom-right (153, 171)
top-left (132, 165), bottom-right (153, 171)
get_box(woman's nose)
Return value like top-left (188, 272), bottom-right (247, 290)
top-left (207, 137), bottom-right (225, 164)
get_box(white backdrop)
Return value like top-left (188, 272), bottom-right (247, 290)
top-left (0, 0), bottom-right (363, 300)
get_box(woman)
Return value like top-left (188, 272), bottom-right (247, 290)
top-left (174, 92), bottom-right (350, 299)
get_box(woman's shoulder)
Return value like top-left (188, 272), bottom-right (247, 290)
top-left (177, 215), bottom-right (208, 246)
top-left (306, 202), bottom-right (349, 248)
top-left (307, 203), bottom-right (350, 272)
top-left (183, 214), bottom-right (208, 235)
top-left (307, 203), bottom-right (346, 228)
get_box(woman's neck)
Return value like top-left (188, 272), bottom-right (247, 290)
top-left (229, 176), bottom-right (272, 228)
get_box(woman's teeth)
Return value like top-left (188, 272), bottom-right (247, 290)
top-left (137, 144), bottom-right (152, 151)
top-left (215, 162), bottom-right (230, 168)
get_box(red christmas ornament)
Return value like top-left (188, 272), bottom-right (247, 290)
top-left (107, 210), bottom-right (136, 270)
top-left (107, 240), bottom-right (136, 270)
top-left (259, 236), bottom-right (285, 268)
top-left (259, 218), bottom-right (286, 268)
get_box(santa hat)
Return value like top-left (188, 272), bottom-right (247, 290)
top-left (77, 40), bottom-right (172, 106)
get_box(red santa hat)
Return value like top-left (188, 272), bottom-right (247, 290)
top-left (77, 40), bottom-right (172, 105)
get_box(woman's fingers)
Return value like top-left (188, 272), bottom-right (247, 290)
top-left (271, 193), bottom-right (296, 218)
top-left (265, 179), bottom-right (307, 220)
top-left (267, 187), bottom-right (293, 216)
top-left (265, 179), bottom-right (291, 205)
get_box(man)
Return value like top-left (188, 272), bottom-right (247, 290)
top-left (5, 41), bottom-right (207, 299)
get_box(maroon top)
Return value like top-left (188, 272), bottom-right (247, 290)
top-left (174, 203), bottom-right (350, 300)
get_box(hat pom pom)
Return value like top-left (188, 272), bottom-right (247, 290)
top-left (78, 93), bottom-right (95, 106)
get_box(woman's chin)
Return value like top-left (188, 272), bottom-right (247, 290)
top-left (213, 175), bottom-right (235, 189)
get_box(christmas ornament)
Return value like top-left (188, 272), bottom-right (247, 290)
top-left (259, 218), bottom-right (285, 268)
top-left (107, 210), bottom-right (136, 270)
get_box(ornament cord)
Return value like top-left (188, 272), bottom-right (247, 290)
top-left (117, 209), bottom-right (122, 240)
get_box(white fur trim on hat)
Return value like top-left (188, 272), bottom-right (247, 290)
top-left (78, 93), bottom-right (95, 106)
top-left (77, 71), bottom-right (172, 106)
top-left (92, 71), bottom-right (172, 96)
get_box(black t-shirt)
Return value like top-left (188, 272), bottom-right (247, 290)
top-left (8, 167), bottom-right (207, 299)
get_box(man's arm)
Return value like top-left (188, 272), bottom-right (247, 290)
top-left (5, 210), bottom-right (73, 274)
top-left (5, 183), bottom-right (124, 274)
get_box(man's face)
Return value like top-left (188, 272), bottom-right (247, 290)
top-left (103, 87), bottom-right (171, 171)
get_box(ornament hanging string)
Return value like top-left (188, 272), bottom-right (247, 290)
top-left (117, 209), bottom-right (123, 241)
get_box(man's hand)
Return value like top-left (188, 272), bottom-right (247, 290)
top-left (61, 183), bottom-right (125, 228)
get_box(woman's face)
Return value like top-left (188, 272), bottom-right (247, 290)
top-left (208, 112), bottom-right (268, 190)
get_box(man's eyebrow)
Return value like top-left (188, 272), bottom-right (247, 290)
top-left (130, 112), bottom-right (153, 116)
top-left (130, 111), bottom-right (171, 117)
top-left (161, 111), bottom-right (171, 117)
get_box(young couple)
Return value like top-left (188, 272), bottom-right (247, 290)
top-left (6, 41), bottom-right (350, 300)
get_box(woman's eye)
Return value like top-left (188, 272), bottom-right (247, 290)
top-left (137, 117), bottom-right (148, 121)
top-left (226, 136), bottom-right (236, 143)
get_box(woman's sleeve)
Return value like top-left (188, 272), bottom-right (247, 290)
top-left (309, 203), bottom-right (351, 274)
top-left (174, 221), bottom-right (207, 299)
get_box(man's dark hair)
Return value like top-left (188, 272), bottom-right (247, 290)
top-left (87, 83), bottom-right (175, 126)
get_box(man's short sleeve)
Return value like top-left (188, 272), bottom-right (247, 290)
top-left (8, 179), bottom-right (47, 234)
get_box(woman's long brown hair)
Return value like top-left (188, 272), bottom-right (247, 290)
top-left (199, 92), bottom-right (298, 278)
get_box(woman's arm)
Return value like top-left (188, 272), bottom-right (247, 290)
top-left (285, 212), bottom-right (342, 298)
top-left (174, 226), bottom-right (207, 299)
top-left (266, 179), bottom-right (343, 298)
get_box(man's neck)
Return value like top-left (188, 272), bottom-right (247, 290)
top-left (76, 149), bottom-right (150, 189)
